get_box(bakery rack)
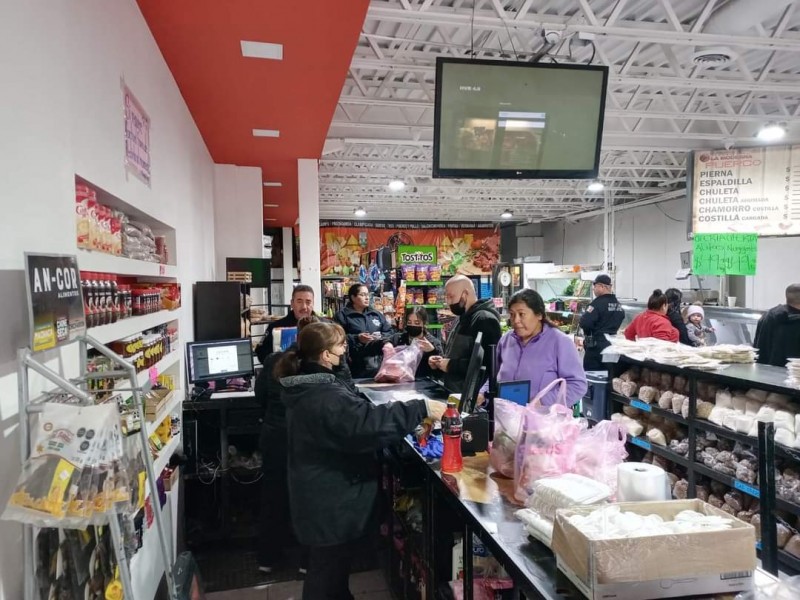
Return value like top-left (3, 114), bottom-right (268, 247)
top-left (16, 334), bottom-right (178, 600)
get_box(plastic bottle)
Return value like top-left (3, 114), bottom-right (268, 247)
top-left (80, 272), bottom-right (92, 327)
top-left (109, 274), bottom-right (119, 323)
top-left (90, 272), bottom-right (102, 326)
top-left (441, 400), bottom-right (463, 473)
top-left (101, 273), bottom-right (112, 325)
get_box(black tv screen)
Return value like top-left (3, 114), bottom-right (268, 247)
top-left (433, 58), bottom-right (609, 179)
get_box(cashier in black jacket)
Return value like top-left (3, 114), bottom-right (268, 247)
top-left (579, 274), bottom-right (625, 371)
top-left (254, 285), bottom-right (315, 364)
top-left (755, 283), bottom-right (800, 367)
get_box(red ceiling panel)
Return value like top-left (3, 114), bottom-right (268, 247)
top-left (136, 0), bottom-right (369, 226)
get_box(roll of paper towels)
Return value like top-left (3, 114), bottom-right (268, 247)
top-left (617, 462), bottom-right (669, 502)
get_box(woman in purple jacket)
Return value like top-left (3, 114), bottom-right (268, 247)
top-left (479, 289), bottom-right (587, 406)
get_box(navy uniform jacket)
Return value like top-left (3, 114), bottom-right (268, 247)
top-left (579, 293), bottom-right (625, 351)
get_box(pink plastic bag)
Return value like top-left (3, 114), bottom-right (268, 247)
top-left (573, 421), bottom-right (628, 495)
top-left (374, 343), bottom-right (422, 383)
top-left (513, 379), bottom-right (584, 502)
top-left (489, 398), bottom-right (525, 478)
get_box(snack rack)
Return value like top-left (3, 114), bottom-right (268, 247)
top-left (15, 334), bottom-right (177, 600)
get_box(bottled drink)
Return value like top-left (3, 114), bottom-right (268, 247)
top-left (441, 400), bottom-right (463, 473)
top-left (80, 271), bottom-right (92, 327)
top-left (109, 274), bottom-right (119, 323)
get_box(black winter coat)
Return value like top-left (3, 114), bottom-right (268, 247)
top-left (755, 304), bottom-right (800, 367)
top-left (281, 363), bottom-right (427, 547)
top-left (667, 306), bottom-right (692, 346)
top-left (334, 306), bottom-right (393, 378)
top-left (442, 298), bottom-right (502, 393)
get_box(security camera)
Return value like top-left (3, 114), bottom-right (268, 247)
top-left (723, 138), bottom-right (735, 150)
top-left (543, 29), bottom-right (562, 45)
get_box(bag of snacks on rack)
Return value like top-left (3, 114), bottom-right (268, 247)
top-left (414, 289), bottom-right (425, 305)
top-left (374, 343), bottom-right (423, 383)
top-left (416, 264), bottom-right (429, 282)
top-left (514, 379), bottom-right (584, 502)
top-left (429, 264), bottom-right (442, 282)
top-left (402, 265), bottom-right (416, 282)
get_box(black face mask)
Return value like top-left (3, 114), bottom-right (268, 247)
top-left (406, 325), bottom-right (423, 338)
top-left (449, 294), bottom-right (467, 316)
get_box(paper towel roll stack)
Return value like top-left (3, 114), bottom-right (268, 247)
top-left (617, 462), bottom-right (669, 502)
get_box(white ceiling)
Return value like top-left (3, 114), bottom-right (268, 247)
top-left (319, 0), bottom-right (800, 223)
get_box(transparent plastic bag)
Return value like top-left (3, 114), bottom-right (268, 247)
top-left (489, 398), bottom-right (525, 477)
top-left (374, 343), bottom-right (422, 383)
top-left (736, 575), bottom-right (800, 599)
top-left (572, 420), bottom-right (628, 495)
top-left (514, 379), bottom-right (584, 502)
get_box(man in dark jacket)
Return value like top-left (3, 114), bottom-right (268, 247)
top-left (429, 275), bottom-right (502, 393)
top-left (579, 274), bottom-right (625, 371)
top-left (254, 285), bottom-right (315, 364)
top-left (755, 283), bottom-right (800, 367)
top-left (665, 288), bottom-right (692, 346)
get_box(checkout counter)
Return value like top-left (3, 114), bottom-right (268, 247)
top-left (358, 378), bottom-right (779, 600)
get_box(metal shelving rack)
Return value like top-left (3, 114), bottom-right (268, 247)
top-left (16, 334), bottom-right (177, 600)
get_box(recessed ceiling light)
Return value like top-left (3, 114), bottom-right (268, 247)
top-left (241, 41), bottom-right (283, 60)
top-left (757, 123), bottom-right (786, 142)
top-left (354, 207), bottom-right (367, 217)
top-left (501, 209), bottom-right (513, 219)
top-left (263, 181), bottom-right (282, 187)
top-left (253, 129), bottom-right (280, 138)
top-left (388, 180), bottom-right (406, 192)
top-left (587, 181), bottom-right (604, 193)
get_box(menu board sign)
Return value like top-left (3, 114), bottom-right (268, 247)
top-left (692, 145), bottom-right (800, 237)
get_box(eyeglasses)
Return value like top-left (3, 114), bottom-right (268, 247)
top-left (356, 293), bottom-right (370, 298)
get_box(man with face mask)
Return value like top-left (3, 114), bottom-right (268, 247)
top-left (428, 275), bottom-right (502, 393)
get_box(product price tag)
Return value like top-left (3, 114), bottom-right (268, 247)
top-left (631, 399), bottom-right (652, 412)
top-left (149, 366), bottom-right (158, 386)
top-left (734, 479), bottom-right (760, 498)
top-left (630, 437), bottom-right (651, 451)
top-left (692, 233), bottom-right (757, 275)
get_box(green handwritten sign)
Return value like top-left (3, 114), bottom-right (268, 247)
top-left (692, 233), bottom-right (757, 276)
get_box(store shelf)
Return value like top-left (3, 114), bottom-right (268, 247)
top-left (778, 549), bottom-right (800, 573)
top-left (404, 281), bottom-right (446, 287)
top-left (693, 418), bottom-right (758, 448)
top-left (427, 324), bottom-right (444, 330)
top-left (152, 431), bottom-right (181, 477)
top-left (138, 350), bottom-right (181, 389)
top-left (130, 485), bottom-right (178, 600)
top-left (693, 462), bottom-right (761, 499)
top-left (612, 393), bottom-right (689, 425)
top-left (145, 390), bottom-right (182, 436)
top-left (626, 435), bottom-right (692, 468)
top-left (546, 310), bottom-right (576, 316)
top-left (77, 249), bottom-right (176, 278)
top-left (405, 304), bottom-right (444, 309)
top-left (87, 310), bottom-right (179, 345)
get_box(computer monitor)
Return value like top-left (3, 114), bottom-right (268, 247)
top-left (459, 332), bottom-right (485, 414)
top-left (186, 338), bottom-right (254, 384)
top-left (497, 380), bottom-right (531, 406)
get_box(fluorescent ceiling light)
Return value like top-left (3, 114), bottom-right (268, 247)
top-left (501, 209), bottom-right (513, 219)
top-left (263, 218), bottom-right (278, 222)
top-left (263, 204), bottom-right (279, 207)
top-left (253, 129), bottom-right (280, 138)
top-left (388, 180), bottom-right (406, 192)
top-left (241, 41), bottom-right (283, 60)
top-left (757, 123), bottom-right (786, 142)
top-left (587, 181), bottom-right (604, 192)
top-left (263, 181), bottom-right (283, 187)
top-left (354, 207), bottom-right (367, 217)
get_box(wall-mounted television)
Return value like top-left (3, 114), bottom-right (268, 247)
top-left (433, 58), bottom-right (609, 180)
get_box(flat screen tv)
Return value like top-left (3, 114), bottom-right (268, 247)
top-left (433, 58), bottom-right (609, 179)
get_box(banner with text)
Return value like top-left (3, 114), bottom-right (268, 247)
top-left (397, 245), bottom-right (437, 265)
top-left (321, 226), bottom-right (499, 276)
top-left (692, 145), bottom-right (800, 236)
top-left (692, 233), bottom-right (758, 276)
top-left (24, 253), bottom-right (86, 352)
top-left (124, 84), bottom-right (151, 185)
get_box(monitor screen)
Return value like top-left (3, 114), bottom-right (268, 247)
top-left (433, 58), bottom-right (609, 179)
top-left (498, 380), bottom-right (531, 406)
top-left (186, 338), bottom-right (254, 383)
top-left (459, 332), bottom-right (485, 414)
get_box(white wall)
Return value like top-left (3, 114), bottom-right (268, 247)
top-left (213, 164), bottom-right (264, 279)
top-left (540, 197), bottom-right (800, 309)
top-left (0, 1), bottom-right (216, 597)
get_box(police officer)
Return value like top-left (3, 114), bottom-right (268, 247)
top-left (579, 274), bottom-right (625, 372)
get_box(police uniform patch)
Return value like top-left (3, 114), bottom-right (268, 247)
top-left (586, 306), bottom-right (594, 313)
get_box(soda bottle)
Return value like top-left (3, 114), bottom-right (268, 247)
top-left (441, 400), bottom-right (463, 473)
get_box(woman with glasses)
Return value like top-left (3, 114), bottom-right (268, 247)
top-left (334, 283), bottom-right (393, 378)
top-left (276, 321), bottom-right (445, 599)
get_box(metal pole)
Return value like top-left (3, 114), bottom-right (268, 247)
top-left (108, 516), bottom-right (135, 596)
top-left (758, 421), bottom-right (778, 575)
top-left (17, 349), bottom-right (34, 600)
top-left (22, 354), bottom-right (92, 403)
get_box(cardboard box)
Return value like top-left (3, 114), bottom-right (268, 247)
top-left (144, 389), bottom-right (174, 421)
top-left (551, 499), bottom-right (756, 600)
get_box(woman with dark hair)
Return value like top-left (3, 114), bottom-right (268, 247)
top-left (380, 306), bottom-right (443, 378)
top-left (276, 322), bottom-right (445, 599)
top-left (624, 289), bottom-right (679, 342)
top-left (665, 287), bottom-right (692, 345)
top-left (334, 283), bottom-right (393, 377)
top-left (478, 289), bottom-right (587, 407)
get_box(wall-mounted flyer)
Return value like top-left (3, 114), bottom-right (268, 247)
top-left (24, 253), bottom-right (86, 352)
top-left (692, 145), bottom-right (800, 237)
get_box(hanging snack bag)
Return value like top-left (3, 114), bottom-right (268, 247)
top-left (427, 289), bottom-right (439, 305)
top-left (415, 289), bottom-right (426, 305)
top-left (402, 265), bottom-right (416, 282)
top-left (416, 264), bottom-right (429, 282)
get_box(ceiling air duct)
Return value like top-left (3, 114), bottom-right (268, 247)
top-left (691, 0), bottom-right (793, 68)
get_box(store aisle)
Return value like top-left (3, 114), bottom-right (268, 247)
top-left (205, 570), bottom-right (392, 599)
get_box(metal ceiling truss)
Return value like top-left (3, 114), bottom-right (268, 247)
top-left (321, 0), bottom-right (800, 222)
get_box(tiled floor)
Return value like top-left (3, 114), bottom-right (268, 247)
top-left (206, 570), bottom-right (392, 600)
